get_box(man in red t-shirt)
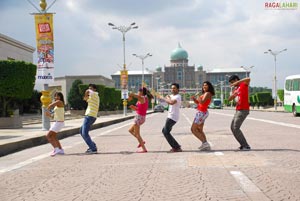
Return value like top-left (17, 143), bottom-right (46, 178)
top-left (228, 75), bottom-right (251, 151)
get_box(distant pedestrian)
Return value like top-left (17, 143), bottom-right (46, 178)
top-left (45, 92), bottom-right (65, 156)
top-left (159, 83), bottom-right (182, 152)
top-left (128, 87), bottom-right (153, 153)
top-left (228, 75), bottom-right (251, 151)
top-left (191, 81), bottom-right (215, 151)
top-left (80, 84), bottom-right (100, 154)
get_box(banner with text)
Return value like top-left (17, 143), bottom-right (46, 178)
top-left (120, 70), bottom-right (128, 90)
top-left (34, 13), bottom-right (54, 84)
top-left (120, 70), bottom-right (128, 99)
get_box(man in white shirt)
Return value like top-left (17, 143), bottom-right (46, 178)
top-left (160, 83), bottom-right (182, 152)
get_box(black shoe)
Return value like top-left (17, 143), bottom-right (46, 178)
top-left (239, 146), bottom-right (251, 151)
top-left (85, 148), bottom-right (97, 154)
top-left (169, 147), bottom-right (183, 153)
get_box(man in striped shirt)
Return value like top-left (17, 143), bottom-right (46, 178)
top-left (80, 84), bottom-right (100, 154)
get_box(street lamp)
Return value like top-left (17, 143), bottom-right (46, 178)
top-left (130, 85), bottom-right (135, 93)
top-left (218, 80), bottom-right (224, 105)
top-left (132, 53), bottom-right (152, 87)
top-left (108, 22), bottom-right (138, 116)
top-left (167, 83), bottom-right (171, 90)
top-left (264, 48), bottom-right (287, 111)
top-left (240, 65), bottom-right (254, 77)
top-left (155, 77), bottom-right (160, 104)
top-left (155, 77), bottom-right (160, 92)
top-left (28, 0), bottom-right (58, 130)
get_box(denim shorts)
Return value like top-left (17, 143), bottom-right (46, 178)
top-left (193, 111), bottom-right (209, 125)
top-left (134, 114), bottom-right (146, 126)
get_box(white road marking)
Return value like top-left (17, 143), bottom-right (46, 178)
top-left (214, 151), bottom-right (224, 156)
top-left (91, 122), bottom-right (132, 139)
top-left (211, 111), bottom-right (300, 129)
top-left (182, 113), bottom-right (193, 125)
top-left (247, 117), bottom-right (300, 129)
top-left (0, 123), bottom-right (132, 174)
top-left (0, 153), bottom-right (49, 174)
top-left (230, 171), bottom-right (261, 192)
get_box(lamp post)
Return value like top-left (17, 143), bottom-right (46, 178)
top-left (130, 85), bottom-right (135, 93)
top-left (219, 81), bottom-right (224, 105)
top-left (182, 60), bottom-right (185, 89)
top-left (108, 22), bottom-right (138, 116)
top-left (132, 53), bottom-right (152, 87)
top-left (155, 77), bottom-right (160, 104)
top-left (240, 65), bottom-right (254, 77)
top-left (28, 0), bottom-right (57, 130)
top-left (155, 77), bottom-right (160, 92)
top-left (264, 48), bottom-right (287, 111)
top-left (196, 83), bottom-right (199, 93)
top-left (145, 67), bottom-right (156, 90)
top-left (167, 83), bottom-right (171, 92)
top-left (225, 74), bottom-right (231, 106)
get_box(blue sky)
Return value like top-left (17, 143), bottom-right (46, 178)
top-left (0, 0), bottom-right (300, 89)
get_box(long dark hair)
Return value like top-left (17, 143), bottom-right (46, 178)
top-left (139, 87), bottom-right (154, 99)
top-left (55, 92), bottom-right (65, 105)
top-left (202, 81), bottom-right (215, 96)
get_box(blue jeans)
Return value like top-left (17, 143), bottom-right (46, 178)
top-left (162, 118), bottom-right (181, 149)
top-left (80, 116), bottom-right (97, 151)
top-left (231, 110), bottom-right (250, 148)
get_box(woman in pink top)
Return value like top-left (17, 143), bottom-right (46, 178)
top-left (128, 87), bottom-right (153, 153)
top-left (191, 81), bottom-right (215, 151)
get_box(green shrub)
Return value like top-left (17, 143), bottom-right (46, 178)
top-left (0, 60), bottom-right (36, 117)
top-left (67, 79), bottom-right (86, 110)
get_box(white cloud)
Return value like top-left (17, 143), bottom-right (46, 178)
top-left (0, 0), bottom-right (299, 89)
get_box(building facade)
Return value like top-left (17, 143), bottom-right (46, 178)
top-left (111, 70), bottom-right (153, 92)
top-left (48, 75), bottom-right (115, 105)
top-left (164, 43), bottom-right (196, 88)
top-left (111, 44), bottom-right (251, 94)
top-left (0, 33), bottom-right (35, 62)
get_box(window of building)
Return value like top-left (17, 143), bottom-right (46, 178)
top-left (177, 71), bottom-right (182, 80)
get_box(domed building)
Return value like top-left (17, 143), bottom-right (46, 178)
top-left (111, 43), bottom-right (249, 103)
top-left (164, 43), bottom-right (197, 88)
top-left (170, 43), bottom-right (188, 61)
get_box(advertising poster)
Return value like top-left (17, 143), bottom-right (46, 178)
top-left (34, 13), bottom-right (54, 83)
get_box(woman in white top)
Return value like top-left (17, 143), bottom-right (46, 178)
top-left (45, 92), bottom-right (65, 156)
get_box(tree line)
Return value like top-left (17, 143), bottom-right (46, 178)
top-left (0, 60), bottom-right (284, 117)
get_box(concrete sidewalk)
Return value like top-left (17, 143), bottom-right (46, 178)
top-left (0, 113), bottom-right (138, 157)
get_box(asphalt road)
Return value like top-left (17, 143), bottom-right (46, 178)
top-left (1, 108), bottom-right (299, 201)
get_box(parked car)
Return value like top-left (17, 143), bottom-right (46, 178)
top-left (154, 105), bottom-right (165, 113)
top-left (209, 98), bottom-right (222, 109)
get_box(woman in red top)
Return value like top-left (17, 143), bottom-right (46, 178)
top-left (128, 87), bottom-right (153, 153)
top-left (191, 81), bottom-right (215, 151)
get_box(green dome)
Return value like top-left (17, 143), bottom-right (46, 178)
top-left (156, 66), bottom-right (162, 72)
top-left (170, 43), bottom-right (188, 60)
top-left (197, 65), bottom-right (203, 71)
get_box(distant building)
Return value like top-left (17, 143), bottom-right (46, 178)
top-left (207, 68), bottom-right (247, 86)
top-left (111, 44), bottom-right (251, 93)
top-left (164, 43), bottom-right (196, 88)
top-left (48, 75), bottom-right (115, 105)
top-left (111, 70), bottom-right (153, 91)
top-left (0, 33), bottom-right (35, 62)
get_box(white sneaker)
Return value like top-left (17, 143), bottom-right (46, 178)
top-left (198, 142), bottom-right (211, 151)
top-left (51, 148), bottom-right (64, 156)
top-left (57, 149), bottom-right (64, 155)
